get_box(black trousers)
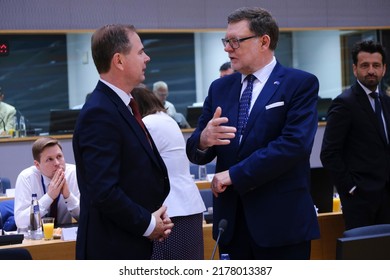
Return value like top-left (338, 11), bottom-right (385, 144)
top-left (340, 184), bottom-right (390, 230)
top-left (218, 200), bottom-right (311, 260)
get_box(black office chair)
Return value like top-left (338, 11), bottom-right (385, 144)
top-left (199, 189), bottom-right (213, 209)
top-left (0, 248), bottom-right (32, 260)
top-left (336, 224), bottom-right (390, 259)
top-left (199, 189), bottom-right (213, 224)
top-left (343, 224), bottom-right (390, 238)
top-left (0, 177), bottom-right (11, 195)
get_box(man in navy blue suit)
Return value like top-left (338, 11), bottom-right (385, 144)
top-left (73, 24), bottom-right (173, 259)
top-left (187, 7), bottom-right (320, 259)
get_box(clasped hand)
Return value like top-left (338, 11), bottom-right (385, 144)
top-left (149, 205), bottom-right (174, 242)
top-left (47, 168), bottom-right (70, 200)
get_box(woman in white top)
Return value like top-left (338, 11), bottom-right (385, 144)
top-left (132, 87), bottom-right (206, 259)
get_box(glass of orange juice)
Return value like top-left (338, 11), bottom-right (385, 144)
top-left (42, 217), bottom-right (55, 240)
top-left (332, 194), bottom-right (341, 212)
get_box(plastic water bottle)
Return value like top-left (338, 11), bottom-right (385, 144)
top-left (19, 115), bottom-right (26, 137)
top-left (198, 165), bottom-right (208, 181)
top-left (12, 115), bottom-right (19, 137)
top-left (29, 193), bottom-right (43, 240)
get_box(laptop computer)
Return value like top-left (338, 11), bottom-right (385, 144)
top-left (49, 109), bottom-right (81, 135)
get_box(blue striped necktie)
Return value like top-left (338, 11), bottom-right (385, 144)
top-left (237, 74), bottom-right (255, 137)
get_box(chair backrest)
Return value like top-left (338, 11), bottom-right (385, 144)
top-left (0, 177), bottom-right (11, 195)
top-left (336, 224), bottom-right (390, 259)
top-left (0, 248), bottom-right (32, 260)
top-left (0, 200), bottom-right (16, 231)
top-left (343, 224), bottom-right (390, 237)
top-left (199, 189), bottom-right (213, 209)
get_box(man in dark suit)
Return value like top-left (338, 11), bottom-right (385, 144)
top-left (73, 24), bottom-right (173, 260)
top-left (186, 7), bottom-right (320, 260)
top-left (321, 40), bottom-right (390, 230)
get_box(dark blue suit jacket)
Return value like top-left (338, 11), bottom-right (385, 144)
top-left (187, 62), bottom-right (320, 247)
top-left (73, 81), bottom-right (169, 259)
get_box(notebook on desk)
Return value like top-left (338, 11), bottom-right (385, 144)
top-left (0, 234), bottom-right (24, 246)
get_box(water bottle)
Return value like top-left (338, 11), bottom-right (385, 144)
top-left (19, 115), bottom-right (26, 137)
top-left (29, 193), bottom-right (43, 240)
top-left (12, 115), bottom-right (19, 137)
top-left (198, 165), bottom-right (208, 181)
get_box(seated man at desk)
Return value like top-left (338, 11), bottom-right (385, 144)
top-left (0, 87), bottom-right (16, 136)
top-left (14, 137), bottom-right (80, 228)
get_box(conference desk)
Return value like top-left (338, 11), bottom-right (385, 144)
top-left (0, 224), bottom-right (215, 260)
top-left (0, 212), bottom-right (343, 260)
top-left (0, 238), bottom-right (76, 260)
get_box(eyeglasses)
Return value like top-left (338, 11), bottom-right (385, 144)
top-left (221, 35), bottom-right (258, 49)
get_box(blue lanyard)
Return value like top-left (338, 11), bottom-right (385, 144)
top-left (41, 175), bottom-right (46, 194)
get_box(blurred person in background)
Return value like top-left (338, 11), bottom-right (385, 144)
top-left (0, 87), bottom-right (16, 135)
top-left (132, 87), bottom-right (206, 259)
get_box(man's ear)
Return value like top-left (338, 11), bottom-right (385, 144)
top-left (112, 53), bottom-right (124, 70)
top-left (33, 160), bottom-right (40, 171)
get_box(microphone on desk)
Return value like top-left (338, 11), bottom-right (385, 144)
top-left (211, 219), bottom-right (228, 260)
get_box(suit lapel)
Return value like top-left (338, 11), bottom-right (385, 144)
top-left (354, 83), bottom-right (388, 144)
top-left (97, 82), bottom-right (162, 168)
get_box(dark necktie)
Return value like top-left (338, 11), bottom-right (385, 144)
top-left (370, 92), bottom-right (388, 143)
top-left (237, 74), bottom-right (255, 137)
top-left (129, 98), bottom-right (146, 130)
top-left (129, 98), bottom-right (151, 145)
top-left (50, 196), bottom-right (59, 226)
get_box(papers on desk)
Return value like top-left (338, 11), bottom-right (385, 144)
top-left (207, 174), bottom-right (214, 181)
top-left (61, 226), bottom-right (78, 241)
top-left (6, 188), bottom-right (15, 197)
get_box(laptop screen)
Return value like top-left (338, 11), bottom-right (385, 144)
top-left (49, 109), bottom-right (80, 135)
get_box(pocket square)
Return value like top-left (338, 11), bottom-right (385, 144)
top-left (265, 101), bottom-right (284, 110)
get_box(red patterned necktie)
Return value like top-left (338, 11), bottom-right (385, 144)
top-left (129, 98), bottom-right (152, 145)
top-left (129, 98), bottom-right (146, 130)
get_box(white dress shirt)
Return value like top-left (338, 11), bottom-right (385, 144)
top-left (14, 163), bottom-right (80, 228)
top-left (143, 111), bottom-right (206, 217)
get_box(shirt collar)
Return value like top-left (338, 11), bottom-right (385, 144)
top-left (241, 56), bottom-right (277, 84)
top-left (357, 80), bottom-right (379, 97)
top-left (100, 79), bottom-right (131, 105)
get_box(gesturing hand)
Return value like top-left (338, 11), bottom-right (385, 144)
top-left (199, 107), bottom-right (236, 150)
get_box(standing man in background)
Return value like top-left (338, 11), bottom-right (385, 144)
top-left (73, 24), bottom-right (173, 260)
top-left (219, 61), bottom-right (234, 77)
top-left (321, 40), bottom-right (390, 230)
top-left (186, 7), bottom-right (320, 260)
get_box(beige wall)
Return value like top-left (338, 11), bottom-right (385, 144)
top-left (1, 0), bottom-right (389, 31)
